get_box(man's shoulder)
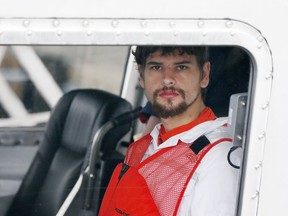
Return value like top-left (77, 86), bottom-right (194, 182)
top-left (128, 134), bottom-right (152, 150)
top-left (204, 117), bottom-right (232, 143)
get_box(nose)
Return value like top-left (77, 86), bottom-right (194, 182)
top-left (162, 68), bottom-right (176, 87)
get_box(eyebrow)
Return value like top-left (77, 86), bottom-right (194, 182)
top-left (146, 60), bottom-right (193, 65)
top-left (174, 61), bottom-right (193, 65)
top-left (146, 61), bottom-right (163, 65)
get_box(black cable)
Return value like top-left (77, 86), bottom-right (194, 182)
top-left (227, 146), bottom-right (241, 169)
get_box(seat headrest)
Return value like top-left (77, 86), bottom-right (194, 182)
top-left (41, 89), bottom-right (132, 156)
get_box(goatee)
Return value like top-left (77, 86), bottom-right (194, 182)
top-left (151, 87), bottom-right (190, 119)
top-left (152, 100), bottom-right (190, 119)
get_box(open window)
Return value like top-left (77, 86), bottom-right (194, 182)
top-left (0, 45), bottom-right (129, 126)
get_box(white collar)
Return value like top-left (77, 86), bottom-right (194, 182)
top-left (149, 117), bottom-right (228, 151)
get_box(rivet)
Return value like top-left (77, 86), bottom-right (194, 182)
top-left (140, 20), bottom-right (147, 28)
top-left (27, 30), bottom-right (33, 36)
top-left (251, 191), bottom-right (259, 199)
top-left (57, 30), bottom-right (62, 37)
top-left (261, 102), bottom-right (269, 110)
top-left (240, 100), bottom-right (246, 107)
top-left (86, 31), bottom-right (92, 36)
top-left (111, 20), bottom-right (119, 28)
top-left (169, 21), bottom-right (176, 28)
top-left (255, 161), bottom-right (262, 170)
top-left (257, 35), bottom-right (264, 42)
top-left (23, 20), bottom-right (30, 27)
top-left (257, 44), bottom-right (263, 49)
top-left (225, 20), bottom-right (233, 28)
top-left (82, 20), bottom-right (89, 27)
top-left (202, 32), bottom-right (207, 37)
top-left (53, 19), bottom-right (60, 27)
top-left (197, 21), bottom-right (204, 28)
top-left (145, 31), bottom-right (150, 36)
top-left (230, 31), bottom-right (236, 36)
top-left (265, 72), bottom-right (273, 80)
top-left (258, 132), bottom-right (265, 140)
top-left (236, 135), bottom-right (242, 141)
top-left (116, 31), bottom-right (121, 36)
top-left (174, 31), bottom-right (179, 37)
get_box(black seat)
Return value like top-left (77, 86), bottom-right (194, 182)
top-left (7, 89), bottom-right (132, 216)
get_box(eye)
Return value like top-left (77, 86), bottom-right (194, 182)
top-left (150, 65), bottom-right (162, 71)
top-left (177, 65), bottom-right (188, 70)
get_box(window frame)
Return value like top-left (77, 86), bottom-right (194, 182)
top-left (0, 18), bottom-right (274, 215)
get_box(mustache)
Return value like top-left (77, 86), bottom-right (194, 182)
top-left (153, 86), bottom-right (185, 98)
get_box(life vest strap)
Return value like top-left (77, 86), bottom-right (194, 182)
top-left (118, 163), bottom-right (130, 181)
top-left (190, 135), bottom-right (210, 154)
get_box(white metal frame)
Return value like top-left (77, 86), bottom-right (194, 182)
top-left (0, 18), bottom-right (274, 215)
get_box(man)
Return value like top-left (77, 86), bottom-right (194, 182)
top-left (99, 46), bottom-right (242, 216)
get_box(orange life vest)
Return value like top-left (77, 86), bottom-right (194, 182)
top-left (99, 134), bottom-right (231, 216)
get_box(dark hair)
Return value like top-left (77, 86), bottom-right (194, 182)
top-left (132, 46), bottom-right (209, 69)
top-left (132, 46), bottom-right (210, 99)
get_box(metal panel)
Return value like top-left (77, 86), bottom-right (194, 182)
top-left (228, 93), bottom-right (248, 147)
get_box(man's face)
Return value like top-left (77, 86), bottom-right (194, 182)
top-left (139, 49), bottom-right (210, 119)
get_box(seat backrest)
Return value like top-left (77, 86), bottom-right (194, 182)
top-left (7, 89), bottom-right (132, 216)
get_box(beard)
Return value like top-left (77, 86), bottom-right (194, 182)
top-left (151, 87), bottom-right (194, 119)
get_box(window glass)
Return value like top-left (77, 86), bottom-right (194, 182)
top-left (0, 45), bottom-right (129, 126)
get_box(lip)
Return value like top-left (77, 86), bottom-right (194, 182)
top-left (159, 89), bottom-right (179, 98)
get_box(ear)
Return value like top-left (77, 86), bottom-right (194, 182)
top-left (200, 62), bottom-right (210, 88)
top-left (138, 65), bottom-right (145, 88)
